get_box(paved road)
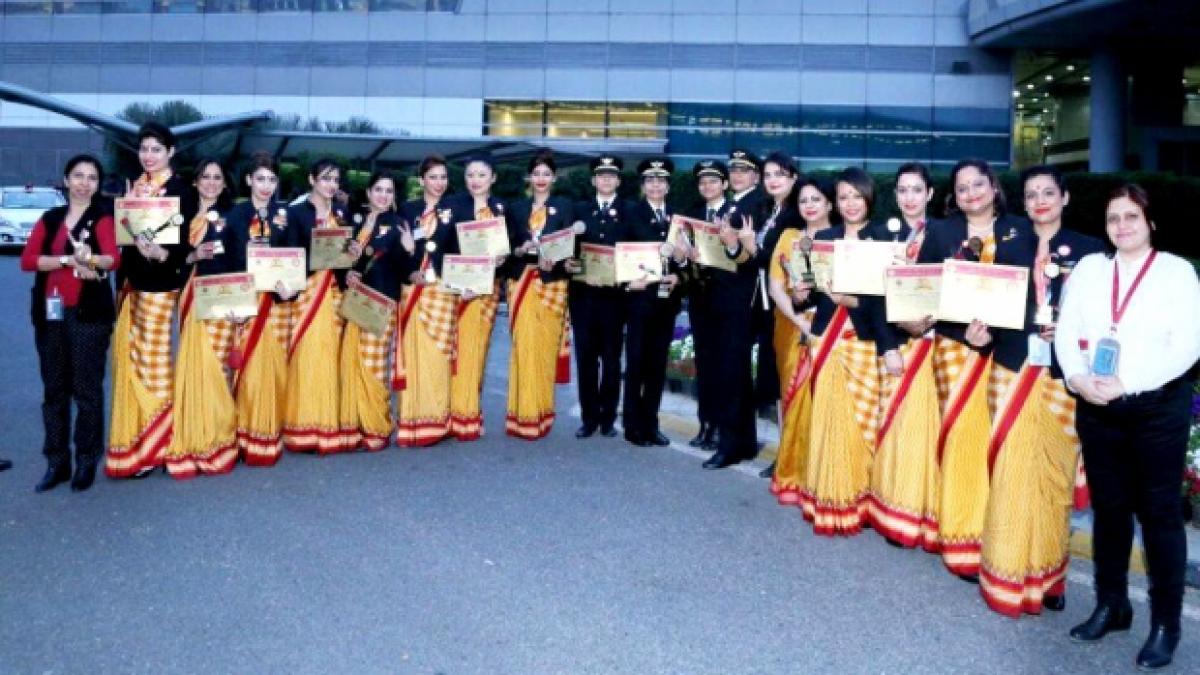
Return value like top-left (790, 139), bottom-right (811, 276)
top-left (0, 255), bottom-right (1195, 674)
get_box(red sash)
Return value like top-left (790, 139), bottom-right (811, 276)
top-left (936, 347), bottom-right (990, 466)
top-left (509, 266), bottom-right (537, 332)
top-left (809, 305), bottom-right (849, 395)
top-left (875, 337), bottom-right (932, 450)
top-left (232, 293), bottom-right (274, 396)
top-left (178, 271), bottom-right (197, 325)
top-left (288, 271), bottom-right (332, 361)
top-left (986, 365), bottom-right (1044, 476)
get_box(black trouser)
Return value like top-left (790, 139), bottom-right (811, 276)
top-left (569, 283), bottom-right (624, 429)
top-left (34, 309), bottom-right (113, 469)
top-left (1076, 377), bottom-right (1192, 629)
top-left (623, 291), bottom-right (678, 438)
top-left (751, 286), bottom-right (779, 407)
top-left (712, 295), bottom-right (757, 458)
top-left (688, 285), bottom-right (719, 428)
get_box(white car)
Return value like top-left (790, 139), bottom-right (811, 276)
top-left (0, 186), bottom-right (65, 249)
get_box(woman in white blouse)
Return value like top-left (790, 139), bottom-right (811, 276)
top-left (1055, 183), bottom-right (1200, 671)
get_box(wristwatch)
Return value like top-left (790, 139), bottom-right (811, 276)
top-left (58, 255), bottom-right (70, 268)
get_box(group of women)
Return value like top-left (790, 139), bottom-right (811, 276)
top-left (746, 155), bottom-right (1197, 669)
top-left (18, 122), bottom-right (1199, 670)
top-left (23, 122), bottom-right (578, 490)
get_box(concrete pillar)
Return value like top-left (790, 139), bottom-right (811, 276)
top-left (1089, 48), bottom-right (1127, 172)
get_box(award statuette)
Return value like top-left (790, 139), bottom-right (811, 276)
top-left (423, 240), bottom-right (439, 284)
top-left (797, 236), bottom-right (815, 284)
top-left (115, 197), bottom-right (183, 245)
top-left (966, 236), bottom-right (984, 259)
top-left (656, 243), bottom-right (674, 299)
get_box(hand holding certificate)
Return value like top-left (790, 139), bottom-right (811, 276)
top-left (440, 255), bottom-right (496, 295)
top-left (809, 240), bottom-right (835, 292)
top-left (115, 197), bottom-right (182, 245)
top-left (831, 239), bottom-right (906, 296)
top-left (683, 218), bottom-right (737, 272)
top-left (576, 243), bottom-right (616, 287)
top-left (937, 260), bottom-right (1029, 330)
top-left (456, 217), bottom-right (511, 257)
top-left (339, 277), bottom-right (397, 335)
top-left (537, 226), bottom-right (578, 263)
top-left (884, 265), bottom-right (943, 323)
top-left (247, 246), bottom-right (306, 292)
top-left (193, 272), bottom-right (258, 321)
top-left (309, 227), bottom-right (356, 270)
top-left (614, 242), bottom-right (664, 283)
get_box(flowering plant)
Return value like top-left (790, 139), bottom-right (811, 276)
top-left (1185, 385), bottom-right (1200, 511)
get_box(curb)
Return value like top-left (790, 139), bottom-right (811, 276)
top-left (657, 409), bottom-right (1200, 590)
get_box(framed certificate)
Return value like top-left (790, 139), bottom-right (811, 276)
top-left (537, 227), bottom-right (576, 263)
top-left (193, 272), bottom-right (258, 321)
top-left (247, 246), bottom-right (306, 292)
top-left (884, 264), bottom-right (943, 323)
top-left (440, 255), bottom-right (496, 295)
top-left (339, 277), bottom-right (396, 335)
top-left (937, 260), bottom-right (1030, 330)
top-left (831, 239), bottom-right (906, 296)
top-left (576, 243), bottom-right (616, 287)
top-left (456, 217), bottom-right (511, 257)
top-left (614, 242), bottom-right (665, 283)
top-left (810, 240), bottom-right (835, 292)
top-left (309, 227), bottom-right (355, 270)
top-left (115, 197), bottom-right (181, 246)
top-left (693, 221), bottom-right (736, 272)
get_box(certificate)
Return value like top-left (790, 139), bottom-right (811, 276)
top-left (937, 260), bottom-right (1030, 330)
top-left (115, 197), bottom-right (181, 245)
top-left (810, 240), bottom-right (835, 292)
top-left (309, 227), bottom-right (356, 270)
top-left (440, 255), bottom-right (495, 295)
top-left (884, 264), bottom-right (943, 323)
top-left (456, 217), bottom-right (511, 257)
top-left (577, 243), bottom-right (616, 287)
top-left (537, 227), bottom-right (576, 263)
top-left (247, 246), bottom-right (306, 292)
top-left (193, 272), bottom-right (258, 321)
top-left (576, 243), bottom-right (616, 287)
top-left (614, 242), bottom-right (664, 283)
top-left (693, 221), bottom-right (736, 272)
top-left (338, 277), bottom-right (396, 335)
top-left (831, 239), bottom-right (907, 296)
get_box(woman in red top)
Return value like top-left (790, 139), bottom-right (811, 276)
top-left (20, 154), bottom-right (120, 492)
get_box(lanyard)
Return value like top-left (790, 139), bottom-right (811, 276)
top-left (1110, 250), bottom-right (1157, 331)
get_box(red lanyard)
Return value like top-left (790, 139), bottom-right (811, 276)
top-left (1110, 250), bottom-right (1157, 330)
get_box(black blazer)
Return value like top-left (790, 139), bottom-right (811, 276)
top-left (917, 211), bottom-right (1037, 370)
top-left (400, 196), bottom-right (456, 278)
top-left (625, 198), bottom-right (686, 307)
top-left (222, 198), bottom-right (292, 274)
top-left (1032, 227), bottom-right (1106, 379)
top-left (284, 199), bottom-right (351, 286)
top-left (687, 199), bottom-right (758, 305)
top-left (812, 224), bottom-right (894, 355)
top-left (351, 210), bottom-right (413, 300)
top-left (120, 173), bottom-right (192, 292)
top-left (503, 195), bottom-right (575, 282)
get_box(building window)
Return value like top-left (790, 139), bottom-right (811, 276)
top-left (486, 101), bottom-right (545, 138)
top-left (486, 101), bottom-right (667, 140)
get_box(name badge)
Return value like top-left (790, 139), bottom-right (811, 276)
top-left (45, 294), bottom-right (64, 322)
top-left (1027, 333), bottom-right (1052, 367)
top-left (1092, 336), bottom-right (1121, 377)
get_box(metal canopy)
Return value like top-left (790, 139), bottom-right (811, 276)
top-left (237, 130), bottom-right (668, 168)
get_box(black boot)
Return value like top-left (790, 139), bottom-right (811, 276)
top-left (758, 461), bottom-right (776, 479)
top-left (1136, 624), bottom-right (1181, 670)
top-left (1069, 601), bottom-right (1133, 643)
top-left (700, 424), bottom-right (717, 450)
top-left (1043, 594), bottom-right (1066, 612)
top-left (688, 423), bottom-right (710, 447)
top-left (35, 463), bottom-right (71, 493)
top-left (71, 460), bottom-right (98, 492)
top-left (0, 457), bottom-right (11, 472)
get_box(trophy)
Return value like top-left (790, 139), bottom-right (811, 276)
top-left (564, 222), bottom-right (587, 275)
top-left (797, 236), bottom-right (815, 285)
top-left (966, 236), bottom-right (984, 259)
top-left (657, 242), bottom-right (674, 299)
